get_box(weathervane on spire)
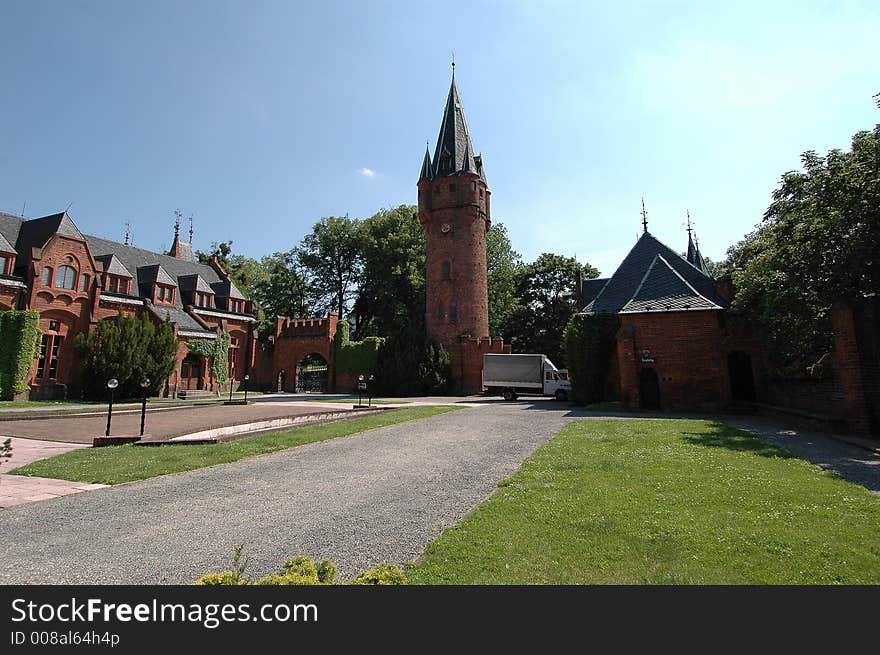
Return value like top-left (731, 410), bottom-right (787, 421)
top-left (173, 209), bottom-right (182, 238)
top-left (188, 214), bottom-right (193, 242)
top-left (124, 222), bottom-right (131, 246)
top-left (641, 197), bottom-right (648, 233)
top-left (451, 50), bottom-right (455, 75)
top-left (686, 209), bottom-right (693, 236)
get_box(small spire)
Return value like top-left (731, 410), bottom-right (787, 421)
top-left (451, 50), bottom-right (455, 77)
top-left (173, 209), bottom-right (182, 238)
top-left (188, 214), bottom-right (193, 242)
top-left (641, 197), bottom-right (648, 233)
top-left (419, 142), bottom-right (434, 181)
top-left (124, 222), bottom-right (131, 246)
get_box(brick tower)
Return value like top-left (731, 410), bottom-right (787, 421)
top-left (418, 67), bottom-right (503, 392)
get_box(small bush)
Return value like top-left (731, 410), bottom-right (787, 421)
top-left (195, 549), bottom-right (406, 585)
top-left (195, 571), bottom-right (243, 586)
top-left (349, 562), bottom-right (408, 585)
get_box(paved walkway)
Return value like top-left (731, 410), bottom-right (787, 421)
top-left (0, 438), bottom-right (104, 508)
top-left (0, 399), bottom-right (384, 444)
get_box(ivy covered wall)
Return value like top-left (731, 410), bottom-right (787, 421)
top-left (0, 309), bottom-right (41, 399)
top-left (334, 320), bottom-right (383, 374)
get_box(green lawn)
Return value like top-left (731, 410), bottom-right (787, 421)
top-left (11, 406), bottom-right (459, 485)
top-left (407, 418), bottom-right (880, 584)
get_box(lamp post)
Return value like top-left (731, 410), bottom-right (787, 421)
top-left (243, 374), bottom-right (250, 403)
top-left (105, 378), bottom-right (119, 437)
top-left (368, 374), bottom-right (374, 407)
top-left (228, 377), bottom-right (234, 403)
top-left (139, 377), bottom-right (151, 436)
top-left (357, 374), bottom-right (365, 406)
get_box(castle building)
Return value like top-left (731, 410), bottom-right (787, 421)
top-left (417, 69), bottom-right (504, 392)
top-left (0, 210), bottom-right (257, 399)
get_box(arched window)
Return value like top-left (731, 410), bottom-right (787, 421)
top-left (55, 265), bottom-right (76, 290)
top-left (79, 274), bottom-right (90, 292)
top-left (449, 302), bottom-right (458, 323)
top-left (442, 261), bottom-right (451, 280)
top-left (41, 267), bottom-right (53, 286)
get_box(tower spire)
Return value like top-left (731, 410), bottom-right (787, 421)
top-left (124, 222), bottom-right (131, 246)
top-left (173, 209), bottom-right (181, 238)
top-left (641, 197), bottom-right (648, 233)
top-left (430, 64), bottom-right (481, 178)
top-left (188, 214), bottom-right (193, 242)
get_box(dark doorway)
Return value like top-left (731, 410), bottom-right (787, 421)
top-left (296, 353), bottom-right (329, 393)
top-left (181, 354), bottom-right (203, 390)
top-left (639, 368), bottom-right (660, 410)
top-left (728, 351), bottom-right (756, 402)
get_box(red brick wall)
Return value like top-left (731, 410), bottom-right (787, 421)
top-left (449, 336), bottom-right (505, 394)
top-left (270, 314), bottom-right (338, 392)
top-left (617, 311), bottom-right (729, 411)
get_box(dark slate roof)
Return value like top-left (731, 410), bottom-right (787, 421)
top-left (581, 231), bottom-right (726, 315)
top-left (94, 254), bottom-right (133, 278)
top-left (581, 277), bottom-right (609, 307)
top-left (136, 264), bottom-right (176, 288)
top-left (0, 212), bottom-right (23, 251)
top-left (85, 234), bottom-right (224, 289)
top-left (686, 232), bottom-right (710, 276)
top-left (620, 254), bottom-right (721, 313)
top-left (178, 274), bottom-right (213, 294)
top-left (211, 279), bottom-right (244, 300)
top-left (147, 304), bottom-right (214, 335)
top-left (0, 229), bottom-right (15, 254)
top-left (430, 73), bottom-right (488, 185)
top-left (14, 212), bottom-right (83, 255)
top-left (419, 145), bottom-right (433, 182)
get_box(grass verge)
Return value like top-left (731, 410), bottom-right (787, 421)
top-left (406, 418), bottom-right (880, 584)
top-left (10, 405), bottom-right (459, 485)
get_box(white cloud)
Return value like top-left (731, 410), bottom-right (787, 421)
top-left (357, 168), bottom-right (376, 178)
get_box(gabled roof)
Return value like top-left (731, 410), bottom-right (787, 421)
top-left (178, 274), bottom-right (213, 294)
top-left (211, 279), bottom-right (244, 300)
top-left (94, 254), bottom-right (133, 278)
top-left (14, 212), bottom-right (83, 255)
top-left (431, 74), bottom-right (480, 178)
top-left (137, 264), bottom-right (176, 287)
top-left (620, 254), bottom-right (722, 314)
top-left (0, 230), bottom-right (15, 254)
top-left (0, 212), bottom-right (23, 251)
top-left (581, 231), bottom-right (726, 315)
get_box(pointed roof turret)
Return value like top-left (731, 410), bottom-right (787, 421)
top-left (685, 212), bottom-right (711, 276)
top-left (419, 144), bottom-right (434, 181)
top-left (432, 72), bottom-right (480, 178)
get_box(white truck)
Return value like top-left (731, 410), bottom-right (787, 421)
top-left (483, 353), bottom-right (572, 401)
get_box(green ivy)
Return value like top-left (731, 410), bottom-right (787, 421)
top-left (187, 330), bottom-right (230, 384)
top-left (563, 313), bottom-right (618, 405)
top-left (0, 309), bottom-right (41, 399)
top-left (334, 320), bottom-right (383, 373)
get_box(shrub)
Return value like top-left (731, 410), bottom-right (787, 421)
top-left (563, 313), bottom-right (617, 405)
top-left (0, 309), bottom-right (40, 399)
top-left (194, 550), bottom-right (406, 585)
top-left (195, 571), bottom-right (243, 586)
top-left (374, 327), bottom-right (452, 396)
top-left (349, 562), bottom-right (408, 585)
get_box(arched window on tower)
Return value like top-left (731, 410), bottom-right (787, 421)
top-left (449, 302), bottom-right (457, 323)
top-left (442, 261), bottom-right (451, 280)
top-left (438, 303), bottom-right (445, 321)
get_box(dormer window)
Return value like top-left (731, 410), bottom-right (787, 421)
top-left (229, 299), bottom-right (244, 313)
top-left (195, 292), bottom-right (213, 308)
top-left (156, 285), bottom-right (175, 304)
top-left (106, 275), bottom-right (130, 294)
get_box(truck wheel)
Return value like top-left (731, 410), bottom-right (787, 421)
top-left (555, 389), bottom-right (568, 402)
top-left (502, 389), bottom-right (515, 401)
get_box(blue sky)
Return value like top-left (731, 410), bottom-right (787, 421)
top-left (1, 0), bottom-right (878, 276)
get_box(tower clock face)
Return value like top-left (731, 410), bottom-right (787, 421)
top-left (440, 222), bottom-right (452, 233)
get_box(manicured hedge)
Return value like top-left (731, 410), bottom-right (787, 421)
top-left (334, 320), bottom-right (383, 374)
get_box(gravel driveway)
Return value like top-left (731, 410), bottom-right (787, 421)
top-left (0, 401), bottom-right (575, 583)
